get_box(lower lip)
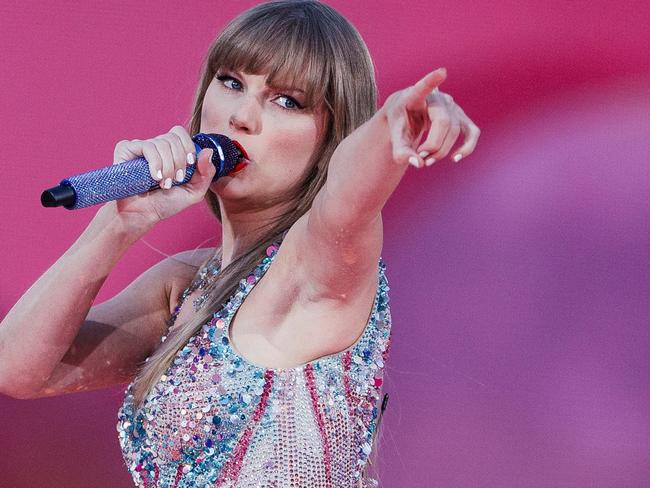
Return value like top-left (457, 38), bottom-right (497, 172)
top-left (228, 159), bottom-right (250, 175)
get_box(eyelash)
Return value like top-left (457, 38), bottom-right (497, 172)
top-left (215, 75), bottom-right (304, 111)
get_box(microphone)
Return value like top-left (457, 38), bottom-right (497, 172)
top-left (41, 133), bottom-right (245, 210)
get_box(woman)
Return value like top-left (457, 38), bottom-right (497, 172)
top-left (0, 1), bottom-right (479, 486)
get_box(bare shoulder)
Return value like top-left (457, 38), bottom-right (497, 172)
top-left (164, 247), bottom-right (218, 314)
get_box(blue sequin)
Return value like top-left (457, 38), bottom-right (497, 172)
top-left (116, 240), bottom-right (392, 487)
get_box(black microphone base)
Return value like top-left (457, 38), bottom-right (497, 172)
top-left (41, 185), bottom-right (76, 208)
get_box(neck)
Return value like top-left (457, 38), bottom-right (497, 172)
top-left (218, 199), bottom-right (289, 268)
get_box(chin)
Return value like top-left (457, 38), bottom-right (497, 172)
top-left (208, 170), bottom-right (252, 200)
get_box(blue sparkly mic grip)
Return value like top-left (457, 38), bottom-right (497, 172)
top-left (41, 133), bottom-right (241, 210)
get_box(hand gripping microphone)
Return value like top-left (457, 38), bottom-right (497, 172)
top-left (41, 133), bottom-right (245, 210)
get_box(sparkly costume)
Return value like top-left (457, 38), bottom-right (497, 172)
top-left (117, 239), bottom-right (392, 487)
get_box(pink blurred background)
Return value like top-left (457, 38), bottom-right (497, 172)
top-left (1, 1), bottom-right (648, 486)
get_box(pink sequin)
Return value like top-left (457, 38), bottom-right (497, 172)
top-left (216, 370), bottom-right (274, 485)
top-left (305, 363), bottom-right (333, 488)
top-left (116, 241), bottom-right (392, 488)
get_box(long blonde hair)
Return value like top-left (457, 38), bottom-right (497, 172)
top-left (131, 0), bottom-right (379, 455)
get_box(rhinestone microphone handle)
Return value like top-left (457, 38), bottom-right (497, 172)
top-left (59, 133), bottom-right (239, 209)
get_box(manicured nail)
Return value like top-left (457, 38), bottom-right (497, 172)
top-left (156, 169), bottom-right (163, 180)
top-left (425, 157), bottom-right (436, 166)
top-left (175, 169), bottom-right (184, 182)
top-left (418, 151), bottom-right (429, 158)
top-left (408, 156), bottom-right (420, 168)
top-left (453, 153), bottom-right (462, 162)
top-left (163, 177), bottom-right (172, 189)
top-left (187, 152), bottom-right (195, 165)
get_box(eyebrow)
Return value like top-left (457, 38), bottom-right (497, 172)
top-left (270, 84), bottom-right (305, 95)
top-left (268, 85), bottom-right (305, 95)
top-left (225, 68), bottom-right (306, 95)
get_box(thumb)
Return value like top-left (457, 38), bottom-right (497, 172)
top-left (182, 148), bottom-right (215, 191)
top-left (196, 148), bottom-right (216, 178)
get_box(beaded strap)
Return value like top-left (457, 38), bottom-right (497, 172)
top-left (165, 254), bottom-right (222, 330)
top-left (164, 236), bottom-right (285, 331)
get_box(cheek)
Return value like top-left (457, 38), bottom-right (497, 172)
top-left (268, 118), bottom-right (320, 165)
top-left (200, 83), bottom-right (229, 131)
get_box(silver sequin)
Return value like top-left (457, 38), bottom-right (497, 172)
top-left (117, 240), bottom-right (392, 487)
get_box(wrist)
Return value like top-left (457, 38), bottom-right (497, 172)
top-left (96, 203), bottom-right (156, 243)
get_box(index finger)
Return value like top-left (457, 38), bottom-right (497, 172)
top-left (169, 125), bottom-right (196, 158)
top-left (406, 67), bottom-right (447, 108)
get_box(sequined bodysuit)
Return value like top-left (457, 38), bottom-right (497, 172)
top-left (117, 240), bottom-right (392, 487)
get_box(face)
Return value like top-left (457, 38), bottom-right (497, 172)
top-left (200, 68), bottom-right (326, 211)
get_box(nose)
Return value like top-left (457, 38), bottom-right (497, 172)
top-left (229, 95), bottom-right (262, 135)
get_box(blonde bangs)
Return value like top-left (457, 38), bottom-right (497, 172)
top-left (207, 6), bottom-right (330, 110)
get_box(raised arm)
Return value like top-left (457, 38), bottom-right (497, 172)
top-left (289, 67), bottom-right (481, 300)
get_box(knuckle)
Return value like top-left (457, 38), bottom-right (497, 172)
top-left (167, 131), bottom-right (181, 143)
top-left (143, 145), bottom-right (160, 162)
top-left (154, 137), bottom-right (172, 150)
top-left (170, 126), bottom-right (192, 145)
top-left (167, 133), bottom-right (185, 158)
top-left (153, 144), bottom-right (173, 171)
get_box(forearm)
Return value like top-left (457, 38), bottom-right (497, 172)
top-left (321, 106), bottom-right (409, 228)
top-left (0, 204), bottom-right (152, 397)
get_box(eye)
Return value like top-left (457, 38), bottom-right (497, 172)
top-left (275, 95), bottom-right (303, 111)
top-left (216, 75), bottom-right (242, 90)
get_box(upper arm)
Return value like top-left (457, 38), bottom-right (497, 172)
top-left (284, 184), bottom-right (383, 303)
top-left (32, 249), bottom-right (210, 398)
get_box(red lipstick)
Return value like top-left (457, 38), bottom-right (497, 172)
top-left (228, 139), bottom-right (250, 175)
top-left (230, 159), bottom-right (249, 174)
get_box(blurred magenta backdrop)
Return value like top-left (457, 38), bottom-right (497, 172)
top-left (1, 1), bottom-right (648, 487)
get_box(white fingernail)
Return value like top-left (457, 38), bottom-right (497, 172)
top-left (408, 156), bottom-right (419, 168)
top-left (187, 152), bottom-right (195, 165)
top-left (164, 178), bottom-right (172, 189)
top-left (156, 169), bottom-right (163, 180)
top-left (418, 151), bottom-right (429, 158)
top-left (425, 157), bottom-right (436, 166)
top-left (453, 153), bottom-right (462, 162)
top-left (175, 169), bottom-right (184, 182)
